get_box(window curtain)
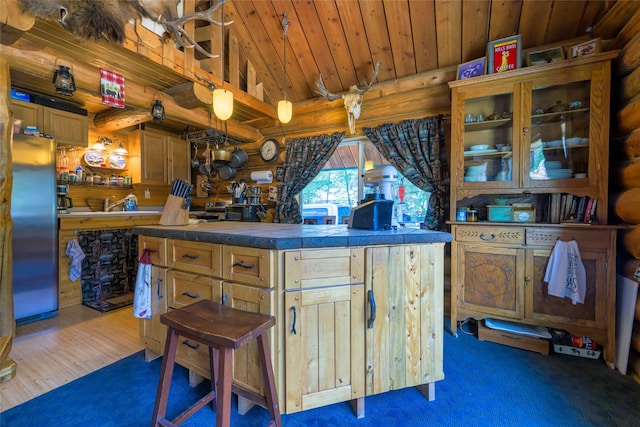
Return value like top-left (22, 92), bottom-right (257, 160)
top-left (362, 116), bottom-right (449, 230)
top-left (274, 132), bottom-right (345, 223)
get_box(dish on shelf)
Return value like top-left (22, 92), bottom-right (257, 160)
top-left (566, 137), bottom-right (588, 146)
top-left (470, 144), bottom-right (490, 151)
top-left (464, 149), bottom-right (498, 155)
top-left (108, 154), bottom-right (126, 169)
top-left (83, 151), bottom-right (104, 166)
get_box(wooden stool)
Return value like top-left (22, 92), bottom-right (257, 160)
top-left (151, 300), bottom-right (281, 427)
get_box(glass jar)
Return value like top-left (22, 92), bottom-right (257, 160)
top-left (117, 175), bottom-right (125, 187)
top-left (110, 174), bottom-right (118, 186)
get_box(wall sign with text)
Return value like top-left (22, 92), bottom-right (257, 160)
top-left (487, 35), bottom-right (522, 74)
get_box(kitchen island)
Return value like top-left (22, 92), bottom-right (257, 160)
top-left (132, 222), bottom-right (452, 418)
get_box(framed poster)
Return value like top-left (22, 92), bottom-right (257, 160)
top-left (457, 57), bottom-right (486, 80)
top-left (570, 38), bottom-right (601, 58)
top-left (526, 47), bottom-right (565, 66)
top-left (487, 35), bottom-right (522, 74)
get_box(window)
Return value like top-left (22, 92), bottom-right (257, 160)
top-left (301, 138), bottom-right (430, 226)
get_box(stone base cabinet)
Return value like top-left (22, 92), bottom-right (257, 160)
top-left (138, 231), bottom-right (446, 418)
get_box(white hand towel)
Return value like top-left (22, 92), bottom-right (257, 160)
top-left (133, 250), bottom-right (152, 319)
top-left (65, 239), bottom-right (85, 282)
top-left (544, 240), bottom-right (586, 305)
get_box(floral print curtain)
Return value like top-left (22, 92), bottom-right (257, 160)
top-left (363, 116), bottom-right (449, 230)
top-left (274, 132), bottom-right (345, 223)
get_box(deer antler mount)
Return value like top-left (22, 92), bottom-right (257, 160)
top-left (316, 60), bottom-right (381, 134)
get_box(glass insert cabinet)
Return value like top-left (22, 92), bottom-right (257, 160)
top-left (447, 52), bottom-right (620, 368)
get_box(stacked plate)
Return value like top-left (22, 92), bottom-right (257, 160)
top-left (464, 164), bottom-right (487, 182)
top-left (545, 160), bottom-right (572, 179)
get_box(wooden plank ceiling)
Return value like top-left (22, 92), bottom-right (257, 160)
top-left (6, 0), bottom-right (628, 151)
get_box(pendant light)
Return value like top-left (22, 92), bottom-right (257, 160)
top-left (213, 2), bottom-right (233, 121)
top-left (277, 13), bottom-right (292, 124)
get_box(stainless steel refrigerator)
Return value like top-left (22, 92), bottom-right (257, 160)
top-left (11, 134), bottom-right (58, 325)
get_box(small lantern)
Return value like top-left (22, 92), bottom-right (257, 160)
top-left (52, 60), bottom-right (76, 97)
top-left (151, 99), bottom-right (165, 123)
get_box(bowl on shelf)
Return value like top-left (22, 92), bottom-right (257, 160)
top-left (470, 144), bottom-right (490, 151)
top-left (545, 160), bottom-right (562, 169)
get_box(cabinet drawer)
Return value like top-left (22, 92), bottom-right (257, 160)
top-left (284, 247), bottom-right (364, 289)
top-left (454, 225), bottom-right (525, 245)
top-left (525, 228), bottom-right (611, 250)
top-left (139, 236), bottom-right (167, 267)
top-left (168, 270), bottom-right (221, 309)
top-left (170, 239), bottom-right (222, 276)
top-left (176, 332), bottom-right (210, 378)
top-left (222, 246), bottom-right (273, 288)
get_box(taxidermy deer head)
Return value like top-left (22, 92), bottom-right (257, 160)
top-left (18, 0), bottom-right (229, 58)
top-left (316, 60), bottom-right (381, 134)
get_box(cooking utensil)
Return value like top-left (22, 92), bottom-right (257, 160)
top-left (191, 145), bottom-right (200, 168)
top-left (218, 165), bottom-right (236, 180)
top-left (229, 144), bottom-right (248, 168)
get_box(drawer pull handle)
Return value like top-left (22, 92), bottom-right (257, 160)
top-left (222, 294), bottom-right (228, 305)
top-left (480, 233), bottom-right (496, 241)
top-left (182, 340), bottom-right (200, 350)
top-left (233, 261), bottom-right (256, 269)
top-left (368, 290), bottom-right (376, 329)
top-left (291, 306), bottom-right (297, 335)
top-left (156, 278), bottom-right (163, 300)
top-left (182, 254), bottom-right (200, 260)
top-left (182, 291), bottom-right (200, 299)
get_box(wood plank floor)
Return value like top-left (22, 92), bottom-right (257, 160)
top-left (0, 305), bottom-right (143, 412)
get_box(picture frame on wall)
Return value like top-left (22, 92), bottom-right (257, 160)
top-left (526, 47), bottom-right (565, 66)
top-left (570, 38), bottom-right (601, 58)
top-left (457, 57), bottom-right (486, 80)
top-left (487, 34), bottom-right (522, 74)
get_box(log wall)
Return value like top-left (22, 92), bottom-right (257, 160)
top-left (609, 7), bottom-right (640, 383)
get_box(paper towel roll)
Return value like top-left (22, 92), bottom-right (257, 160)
top-left (251, 170), bottom-right (273, 184)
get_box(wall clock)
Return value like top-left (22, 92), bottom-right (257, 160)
top-left (260, 139), bottom-right (280, 163)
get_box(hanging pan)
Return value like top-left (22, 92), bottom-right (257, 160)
top-left (218, 165), bottom-right (237, 180)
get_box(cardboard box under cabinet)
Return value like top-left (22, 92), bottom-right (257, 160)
top-left (553, 344), bottom-right (601, 359)
top-left (478, 321), bottom-right (550, 355)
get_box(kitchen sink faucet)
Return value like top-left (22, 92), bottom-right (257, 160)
top-left (104, 195), bottom-right (126, 212)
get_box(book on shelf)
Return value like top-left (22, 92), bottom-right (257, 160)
top-left (560, 195), bottom-right (596, 224)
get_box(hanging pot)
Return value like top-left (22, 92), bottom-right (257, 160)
top-left (191, 145), bottom-right (200, 169)
top-left (212, 143), bottom-right (233, 164)
top-left (229, 145), bottom-right (249, 168)
top-left (218, 165), bottom-right (237, 180)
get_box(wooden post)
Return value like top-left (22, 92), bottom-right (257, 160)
top-left (0, 55), bottom-right (16, 381)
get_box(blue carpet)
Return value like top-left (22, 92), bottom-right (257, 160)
top-left (3, 320), bottom-right (640, 426)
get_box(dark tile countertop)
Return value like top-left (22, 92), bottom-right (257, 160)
top-left (132, 222), bottom-right (452, 250)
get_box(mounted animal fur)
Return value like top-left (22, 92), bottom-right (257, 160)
top-left (18, 0), bottom-right (228, 58)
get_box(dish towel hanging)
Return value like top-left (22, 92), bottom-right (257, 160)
top-left (544, 239), bottom-right (586, 305)
top-left (65, 239), bottom-right (85, 282)
top-left (133, 249), bottom-right (152, 319)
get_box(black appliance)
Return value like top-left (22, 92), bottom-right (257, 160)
top-left (225, 204), bottom-right (266, 222)
top-left (348, 194), bottom-right (394, 230)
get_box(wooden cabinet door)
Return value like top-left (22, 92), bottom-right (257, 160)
top-left (284, 284), bottom-right (365, 413)
top-left (455, 243), bottom-right (525, 320)
top-left (365, 245), bottom-right (444, 396)
top-left (43, 107), bottom-right (88, 146)
top-left (221, 282), bottom-right (274, 396)
top-left (141, 265), bottom-right (167, 359)
top-left (527, 248), bottom-right (608, 329)
top-left (11, 100), bottom-right (42, 129)
top-left (167, 136), bottom-right (190, 184)
top-left (140, 131), bottom-right (168, 184)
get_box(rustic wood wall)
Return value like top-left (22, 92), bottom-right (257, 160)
top-left (608, 7), bottom-right (640, 382)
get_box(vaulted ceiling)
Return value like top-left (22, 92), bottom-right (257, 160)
top-left (4, 0), bottom-right (634, 141)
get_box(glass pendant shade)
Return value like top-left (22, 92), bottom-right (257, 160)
top-left (113, 144), bottom-right (129, 155)
top-left (277, 99), bottom-right (293, 124)
top-left (213, 88), bottom-right (233, 120)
